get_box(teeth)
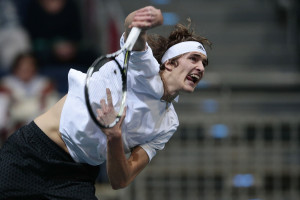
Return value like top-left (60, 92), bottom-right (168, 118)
top-left (190, 74), bottom-right (200, 80)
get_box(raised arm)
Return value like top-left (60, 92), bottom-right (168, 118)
top-left (124, 6), bottom-right (163, 51)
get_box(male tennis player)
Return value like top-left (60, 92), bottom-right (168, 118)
top-left (0, 5), bottom-right (210, 200)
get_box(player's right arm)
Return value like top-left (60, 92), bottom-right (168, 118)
top-left (101, 6), bottom-right (164, 189)
top-left (124, 6), bottom-right (163, 51)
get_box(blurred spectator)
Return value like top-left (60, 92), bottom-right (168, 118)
top-left (0, 52), bottom-right (60, 142)
top-left (11, 0), bottom-right (32, 24)
top-left (0, 0), bottom-right (31, 72)
top-left (23, 0), bottom-right (96, 67)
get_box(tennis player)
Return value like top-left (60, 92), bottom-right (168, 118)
top-left (0, 6), bottom-right (210, 200)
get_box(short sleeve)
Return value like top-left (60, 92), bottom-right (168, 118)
top-left (140, 126), bottom-right (177, 162)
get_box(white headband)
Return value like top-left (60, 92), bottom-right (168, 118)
top-left (161, 41), bottom-right (207, 64)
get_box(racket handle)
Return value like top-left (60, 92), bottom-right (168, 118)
top-left (124, 27), bottom-right (142, 51)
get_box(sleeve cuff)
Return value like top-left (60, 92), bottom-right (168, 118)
top-left (139, 143), bottom-right (157, 163)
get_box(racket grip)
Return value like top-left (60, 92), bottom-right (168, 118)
top-left (124, 27), bottom-right (142, 51)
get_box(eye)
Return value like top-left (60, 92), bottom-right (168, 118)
top-left (202, 59), bottom-right (208, 68)
top-left (189, 56), bottom-right (198, 62)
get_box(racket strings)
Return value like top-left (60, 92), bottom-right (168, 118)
top-left (87, 58), bottom-right (124, 127)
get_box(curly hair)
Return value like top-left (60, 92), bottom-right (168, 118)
top-left (147, 19), bottom-right (211, 69)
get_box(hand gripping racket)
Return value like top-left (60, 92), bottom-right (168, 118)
top-left (84, 27), bottom-right (141, 128)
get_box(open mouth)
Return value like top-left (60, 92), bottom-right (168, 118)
top-left (186, 73), bottom-right (200, 83)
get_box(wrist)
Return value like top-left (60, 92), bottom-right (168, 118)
top-left (106, 131), bottom-right (122, 141)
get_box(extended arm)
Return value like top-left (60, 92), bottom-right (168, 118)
top-left (124, 6), bottom-right (163, 51)
top-left (105, 122), bottom-right (149, 189)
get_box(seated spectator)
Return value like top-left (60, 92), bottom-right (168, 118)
top-left (0, 0), bottom-right (31, 72)
top-left (23, 0), bottom-right (97, 67)
top-left (0, 52), bottom-right (60, 141)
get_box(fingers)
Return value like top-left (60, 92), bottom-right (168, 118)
top-left (129, 6), bottom-right (163, 29)
top-left (106, 88), bottom-right (113, 108)
top-left (100, 99), bottom-right (107, 112)
top-left (96, 108), bottom-right (105, 124)
top-left (99, 88), bottom-right (113, 113)
top-left (97, 107), bottom-right (126, 138)
top-left (96, 88), bottom-right (117, 126)
top-left (97, 99), bottom-right (107, 124)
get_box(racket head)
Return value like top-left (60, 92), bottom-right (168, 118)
top-left (84, 27), bottom-right (140, 128)
top-left (84, 55), bottom-right (127, 128)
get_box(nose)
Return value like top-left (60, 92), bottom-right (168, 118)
top-left (196, 62), bottom-right (205, 73)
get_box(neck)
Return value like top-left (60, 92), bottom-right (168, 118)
top-left (159, 71), bottom-right (178, 103)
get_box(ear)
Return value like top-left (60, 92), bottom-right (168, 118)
top-left (164, 60), bottom-right (174, 72)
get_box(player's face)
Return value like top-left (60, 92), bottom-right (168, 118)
top-left (172, 52), bottom-right (207, 93)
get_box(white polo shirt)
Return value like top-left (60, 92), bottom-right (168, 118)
top-left (59, 36), bottom-right (179, 166)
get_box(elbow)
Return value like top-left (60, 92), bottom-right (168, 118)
top-left (107, 171), bottom-right (132, 190)
top-left (110, 180), bottom-right (129, 190)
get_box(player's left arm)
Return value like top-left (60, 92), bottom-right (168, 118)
top-left (99, 90), bottom-right (149, 189)
top-left (101, 112), bottom-right (149, 190)
top-left (107, 136), bottom-right (149, 190)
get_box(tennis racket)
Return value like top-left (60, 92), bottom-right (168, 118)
top-left (84, 27), bottom-right (141, 128)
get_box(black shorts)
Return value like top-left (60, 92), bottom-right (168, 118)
top-left (0, 121), bottom-right (100, 200)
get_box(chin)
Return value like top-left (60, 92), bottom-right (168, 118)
top-left (183, 87), bottom-right (195, 93)
top-left (189, 84), bottom-right (197, 92)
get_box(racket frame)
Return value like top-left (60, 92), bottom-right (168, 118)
top-left (84, 27), bottom-right (141, 128)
